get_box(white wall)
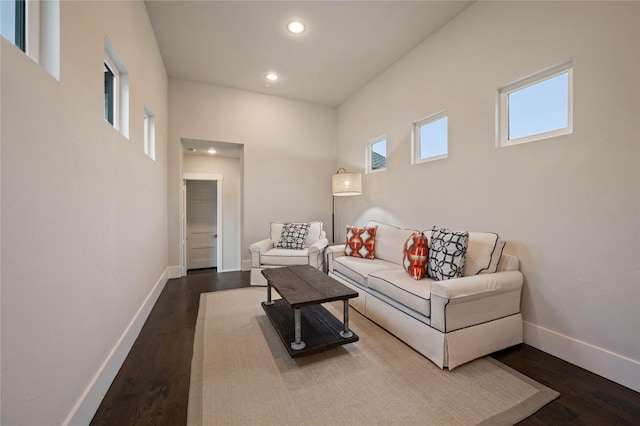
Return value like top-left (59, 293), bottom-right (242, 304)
top-left (168, 79), bottom-right (337, 271)
top-left (183, 154), bottom-right (242, 271)
top-left (337, 1), bottom-right (639, 391)
top-left (1, 1), bottom-right (168, 424)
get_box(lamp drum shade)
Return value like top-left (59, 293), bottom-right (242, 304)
top-left (332, 172), bottom-right (362, 196)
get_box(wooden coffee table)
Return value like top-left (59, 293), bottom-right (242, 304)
top-left (261, 265), bottom-right (359, 357)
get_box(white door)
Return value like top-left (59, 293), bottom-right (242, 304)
top-left (186, 180), bottom-right (217, 270)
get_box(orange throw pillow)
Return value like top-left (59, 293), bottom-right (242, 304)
top-left (344, 226), bottom-right (377, 259)
top-left (402, 232), bottom-right (429, 280)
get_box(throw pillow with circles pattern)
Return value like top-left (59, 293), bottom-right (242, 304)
top-left (427, 227), bottom-right (468, 281)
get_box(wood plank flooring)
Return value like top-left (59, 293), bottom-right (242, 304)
top-left (91, 269), bottom-right (640, 425)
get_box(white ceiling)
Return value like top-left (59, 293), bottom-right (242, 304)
top-left (145, 0), bottom-right (473, 107)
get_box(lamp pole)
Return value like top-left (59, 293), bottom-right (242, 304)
top-left (332, 195), bottom-right (335, 243)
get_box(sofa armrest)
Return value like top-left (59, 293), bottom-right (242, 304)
top-left (430, 271), bottom-right (523, 300)
top-left (249, 238), bottom-right (274, 267)
top-left (326, 244), bottom-right (346, 272)
top-left (430, 271), bottom-right (523, 333)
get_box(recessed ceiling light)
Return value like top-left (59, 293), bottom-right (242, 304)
top-left (207, 148), bottom-right (216, 154)
top-left (189, 148), bottom-right (196, 152)
top-left (265, 73), bottom-right (279, 81)
top-left (287, 20), bottom-right (306, 34)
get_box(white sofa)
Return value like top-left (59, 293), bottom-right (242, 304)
top-left (250, 221), bottom-right (329, 286)
top-left (327, 220), bottom-right (523, 370)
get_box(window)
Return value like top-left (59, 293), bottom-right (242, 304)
top-left (498, 62), bottom-right (573, 146)
top-left (143, 104), bottom-right (156, 160)
top-left (0, 0), bottom-right (60, 79)
top-left (366, 135), bottom-right (387, 173)
top-left (412, 112), bottom-right (448, 164)
top-left (104, 62), bottom-right (116, 126)
top-left (104, 35), bottom-right (129, 137)
top-left (0, 0), bottom-right (26, 50)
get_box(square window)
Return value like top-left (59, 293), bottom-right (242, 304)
top-left (498, 62), bottom-right (572, 146)
top-left (412, 113), bottom-right (448, 164)
top-left (367, 136), bottom-right (387, 173)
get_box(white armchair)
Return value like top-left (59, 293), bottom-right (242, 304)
top-left (249, 221), bottom-right (329, 285)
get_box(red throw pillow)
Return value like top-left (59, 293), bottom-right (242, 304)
top-left (344, 226), bottom-right (377, 259)
top-left (402, 232), bottom-right (429, 280)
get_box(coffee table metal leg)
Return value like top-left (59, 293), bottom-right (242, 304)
top-left (291, 308), bottom-right (306, 350)
top-left (340, 300), bottom-right (354, 338)
top-left (264, 281), bottom-right (274, 306)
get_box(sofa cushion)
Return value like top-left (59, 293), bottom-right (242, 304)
top-left (368, 269), bottom-right (432, 317)
top-left (276, 222), bottom-right (310, 250)
top-left (428, 228), bottom-right (469, 281)
top-left (464, 232), bottom-right (506, 276)
top-left (367, 221), bottom-right (417, 265)
top-left (261, 248), bottom-right (311, 266)
top-left (402, 232), bottom-right (429, 280)
top-left (333, 256), bottom-right (402, 287)
top-left (344, 225), bottom-right (377, 259)
top-left (270, 221), bottom-right (323, 248)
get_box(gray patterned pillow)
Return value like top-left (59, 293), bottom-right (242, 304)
top-left (276, 223), bottom-right (311, 250)
top-left (428, 228), bottom-right (469, 281)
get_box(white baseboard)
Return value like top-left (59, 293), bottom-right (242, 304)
top-left (167, 265), bottom-right (183, 279)
top-left (63, 268), bottom-right (170, 426)
top-left (523, 321), bottom-right (640, 393)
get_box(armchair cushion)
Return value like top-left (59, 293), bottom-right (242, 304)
top-left (261, 248), bottom-right (313, 266)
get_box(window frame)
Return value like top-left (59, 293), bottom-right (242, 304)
top-left (497, 62), bottom-right (573, 147)
top-left (365, 135), bottom-right (387, 174)
top-left (411, 111), bottom-right (448, 165)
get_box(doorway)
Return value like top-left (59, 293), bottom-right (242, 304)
top-left (182, 173), bottom-right (223, 276)
top-left (186, 180), bottom-right (217, 270)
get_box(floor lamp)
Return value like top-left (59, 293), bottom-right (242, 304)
top-left (332, 168), bottom-right (362, 243)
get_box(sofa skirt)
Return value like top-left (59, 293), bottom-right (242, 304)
top-left (329, 271), bottom-right (523, 370)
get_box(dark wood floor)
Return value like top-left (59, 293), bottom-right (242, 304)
top-left (91, 269), bottom-right (640, 425)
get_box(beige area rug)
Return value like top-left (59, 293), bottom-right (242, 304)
top-left (188, 287), bottom-right (558, 425)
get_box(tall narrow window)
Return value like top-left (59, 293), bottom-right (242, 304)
top-left (104, 62), bottom-right (116, 126)
top-left (104, 35), bottom-right (129, 136)
top-left (366, 135), bottom-right (387, 173)
top-left (0, 0), bottom-right (25, 50)
top-left (412, 112), bottom-right (448, 164)
top-left (498, 62), bottom-right (573, 146)
top-left (143, 104), bottom-right (156, 160)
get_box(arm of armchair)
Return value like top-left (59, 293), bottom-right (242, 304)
top-left (307, 237), bottom-right (329, 268)
top-left (325, 244), bottom-right (345, 273)
top-left (429, 271), bottom-right (523, 333)
top-left (249, 238), bottom-right (274, 268)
